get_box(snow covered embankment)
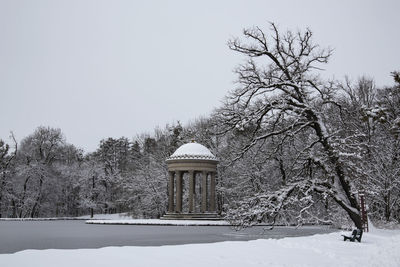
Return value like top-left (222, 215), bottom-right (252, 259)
top-left (0, 213), bottom-right (133, 221)
top-left (1, 229), bottom-right (399, 267)
top-left (85, 219), bottom-right (229, 226)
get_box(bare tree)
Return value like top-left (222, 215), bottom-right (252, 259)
top-left (0, 133), bottom-right (17, 217)
top-left (218, 23), bottom-right (364, 228)
top-left (363, 73), bottom-right (400, 222)
top-left (14, 126), bottom-right (65, 217)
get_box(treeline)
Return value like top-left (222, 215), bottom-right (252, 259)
top-left (1, 24), bottom-right (399, 227)
top-left (0, 121), bottom-right (226, 219)
top-left (0, 72), bottom-right (399, 224)
top-left (0, 124), bottom-right (183, 218)
top-left (220, 74), bottom-right (400, 227)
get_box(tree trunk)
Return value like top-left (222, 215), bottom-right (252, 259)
top-left (30, 175), bottom-right (43, 218)
top-left (309, 111), bottom-right (362, 229)
top-left (384, 192), bottom-right (391, 222)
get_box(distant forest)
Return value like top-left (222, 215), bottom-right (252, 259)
top-left (1, 24), bottom-right (399, 228)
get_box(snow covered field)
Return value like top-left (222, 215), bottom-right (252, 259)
top-left (1, 227), bottom-right (399, 267)
top-left (79, 213), bottom-right (229, 225)
top-left (80, 213), bottom-right (229, 225)
top-left (0, 213), bottom-right (135, 221)
top-left (86, 219), bottom-right (229, 226)
top-left (0, 213), bottom-right (134, 221)
top-left (78, 213), bottom-right (133, 220)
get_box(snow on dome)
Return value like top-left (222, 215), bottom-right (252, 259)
top-left (167, 142), bottom-right (218, 161)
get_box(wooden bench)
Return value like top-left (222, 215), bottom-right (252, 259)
top-left (342, 229), bottom-right (363, 242)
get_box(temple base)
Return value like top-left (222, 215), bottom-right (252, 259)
top-left (160, 212), bottom-right (222, 220)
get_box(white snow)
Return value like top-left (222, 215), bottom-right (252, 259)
top-left (0, 217), bottom-right (85, 221)
top-left (0, 213), bottom-right (133, 221)
top-left (168, 142), bottom-right (217, 161)
top-left (1, 228), bottom-right (399, 267)
top-left (78, 213), bottom-right (133, 220)
top-left (86, 219), bottom-right (229, 226)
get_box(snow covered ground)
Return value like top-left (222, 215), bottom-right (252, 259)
top-left (0, 213), bottom-right (134, 221)
top-left (86, 219), bottom-right (229, 226)
top-left (1, 227), bottom-right (399, 267)
top-left (80, 212), bottom-right (229, 225)
top-left (0, 217), bottom-right (86, 221)
top-left (80, 213), bottom-right (229, 225)
top-left (78, 213), bottom-right (133, 220)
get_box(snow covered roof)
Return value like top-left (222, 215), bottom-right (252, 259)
top-left (167, 142), bottom-right (218, 161)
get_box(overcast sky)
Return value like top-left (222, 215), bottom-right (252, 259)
top-left (1, 0), bottom-right (399, 152)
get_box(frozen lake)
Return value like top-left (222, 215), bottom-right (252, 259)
top-left (0, 220), bottom-right (336, 254)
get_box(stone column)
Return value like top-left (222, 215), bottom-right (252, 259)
top-left (175, 171), bottom-right (183, 213)
top-left (168, 171), bottom-right (175, 213)
top-left (210, 172), bottom-right (216, 212)
top-left (201, 171), bottom-right (208, 213)
top-left (189, 170), bottom-right (195, 213)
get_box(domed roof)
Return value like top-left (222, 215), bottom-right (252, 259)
top-left (167, 141), bottom-right (218, 161)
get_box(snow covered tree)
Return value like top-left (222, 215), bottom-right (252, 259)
top-left (131, 133), bottom-right (170, 217)
top-left (96, 137), bottom-right (130, 176)
top-left (51, 144), bottom-right (84, 217)
top-left (336, 74), bottom-right (400, 223)
top-left (91, 137), bottom-right (131, 214)
top-left (218, 23), bottom-right (364, 228)
top-left (12, 126), bottom-right (66, 217)
top-left (0, 135), bottom-right (17, 218)
top-left (362, 73), bottom-right (400, 222)
top-left (75, 158), bottom-right (106, 217)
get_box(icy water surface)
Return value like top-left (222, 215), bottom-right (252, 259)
top-left (0, 221), bottom-right (336, 253)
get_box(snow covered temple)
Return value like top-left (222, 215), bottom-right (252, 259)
top-left (161, 141), bottom-right (220, 220)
